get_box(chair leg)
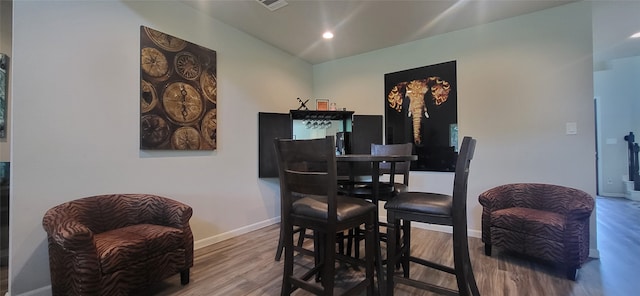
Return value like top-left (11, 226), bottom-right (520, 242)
top-left (386, 215), bottom-right (398, 296)
top-left (373, 218), bottom-right (386, 295)
top-left (401, 220), bottom-right (411, 277)
top-left (297, 228), bottom-right (307, 248)
top-left (322, 229), bottom-right (336, 295)
top-left (394, 220), bottom-right (402, 269)
top-left (180, 269), bottom-right (190, 285)
top-left (566, 267), bottom-right (578, 281)
top-left (465, 261), bottom-right (480, 296)
top-left (346, 229), bottom-right (354, 257)
top-left (337, 231), bottom-right (345, 255)
top-left (484, 243), bottom-right (491, 256)
top-left (452, 223), bottom-right (480, 296)
top-left (365, 218), bottom-right (375, 296)
top-left (459, 247), bottom-right (480, 296)
top-left (281, 224), bottom-right (294, 296)
top-left (315, 232), bottom-right (323, 282)
top-left (275, 225), bottom-right (285, 261)
top-left (276, 226), bottom-right (308, 261)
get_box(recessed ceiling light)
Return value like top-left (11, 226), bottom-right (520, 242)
top-left (631, 32), bottom-right (640, 38)
top-left (322, 31), bottom-right (334, 39)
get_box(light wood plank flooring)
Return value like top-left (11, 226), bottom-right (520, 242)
top-left (147, 196), bottom-right (639, 295)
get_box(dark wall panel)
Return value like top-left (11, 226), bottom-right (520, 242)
top-left (258, 112), bottom-right (291, 178)
top-left (349, 115), bottom-right (383, 176)
top-left (352, 115), bottom-right (383, 153)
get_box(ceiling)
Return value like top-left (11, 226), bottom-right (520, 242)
top-left (181, 0), bottom-right (640, 66)
top-left (592, 1), bottom-right (640, 69)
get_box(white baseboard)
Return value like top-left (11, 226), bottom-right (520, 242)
top-left (589, 248), bottom-right (600, 259)
top-left (194, 215), bottom-right (482, 252)
top-left (599, 192), bottom-right (625, 198)
top-left (406, 221), bottom-right (482, 238)
top-left (194, 217), bottom-right (280, 250)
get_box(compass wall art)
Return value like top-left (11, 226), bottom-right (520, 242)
top-left (140, 26), bottom-right (217, 150)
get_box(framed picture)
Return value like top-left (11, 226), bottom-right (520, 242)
top-left (384, 60), bottom-right (457, 172)
top-left (316, 99), bottom-right (329, 111)
top-left (0, 53), bottom-right (7, 138)
top-left (140, 26), bottom-right (217, 150)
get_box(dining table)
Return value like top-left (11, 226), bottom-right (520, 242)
top-left (336, 153), bottom-right (417, 295)
top-left (337, 154), bottom-right (416, 204)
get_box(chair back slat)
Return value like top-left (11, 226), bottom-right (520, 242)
top-left (284, 170), bottom-right (329, 196)
top-left (371, 142), bottom-right (413, 184)
top-left (274, 136), bottom-right (338, 223)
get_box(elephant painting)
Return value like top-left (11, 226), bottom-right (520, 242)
top-left (387, 76), bottom-right (451, 145)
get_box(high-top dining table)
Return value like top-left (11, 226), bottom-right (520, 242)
top-left (337, 154), bottom-right (416, 209)
top-left (336, 153), bottom-right (417, 295)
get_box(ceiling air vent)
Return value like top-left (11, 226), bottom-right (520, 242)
top-left (256, 0), bottom-right (288, 12)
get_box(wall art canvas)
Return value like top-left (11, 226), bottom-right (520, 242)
top-left (385, 60), bottom-right (457, 172)
top-left (0, 54), bottom-right (7, 138)
top-left (140, 26), bottom-right (217, 150)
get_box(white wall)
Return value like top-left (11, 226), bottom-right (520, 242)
top-left (594, 56), bottom-right (640, 196)
top-left (313, 1), bottom-right (596, 242)
top-left (10, 1), bottom-right (312, 294)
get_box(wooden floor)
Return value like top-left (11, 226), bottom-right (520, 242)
top-left (147, 196), bottom-right (639, 295)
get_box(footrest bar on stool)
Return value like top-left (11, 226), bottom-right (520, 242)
top-left (409, 256), bottom-right (456, 275)
top-left (394, 276), bottom-right (458, 296)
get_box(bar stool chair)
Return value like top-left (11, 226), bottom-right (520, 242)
top-left (341, 143), bottom-right (413, 258)
top-left (339, 143), bottom-right (412, 200)
top-left (385, 136), bottom-right (479, 296)
top-left (372, 143), bottom-right (413, 196)
top-left (274, 136), bottom-right (377, 296)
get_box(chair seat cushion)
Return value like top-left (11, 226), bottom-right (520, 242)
top-left (491, 207), bottom-right (565, 242)
top-left (292, 195), bottom-right (375, 221)
top-left (384, 192), bottom-right (452, 217)
top-left (95, 224), bottom-right (183, 274)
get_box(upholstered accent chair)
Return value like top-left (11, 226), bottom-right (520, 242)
top-left (42, 194), bottom-right (193, 295)
top-left (478, 183), bottom-right (594, 280)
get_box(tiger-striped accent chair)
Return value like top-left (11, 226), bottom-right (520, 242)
top-left (42, 194), bottom-right (194, 295)
top-left (478, 183), bottom-right (594, 280)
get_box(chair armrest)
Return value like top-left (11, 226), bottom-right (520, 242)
top-left (159, 197), bottom-right (193, 229)
top-left (42, 218), bottom-right (95, 251)
top-left (478, 185), bottom-right (516, 210)
top-left (565, 194), bottom-right (595, 220)
top-left (155, 196), bottom-right (194, 268)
